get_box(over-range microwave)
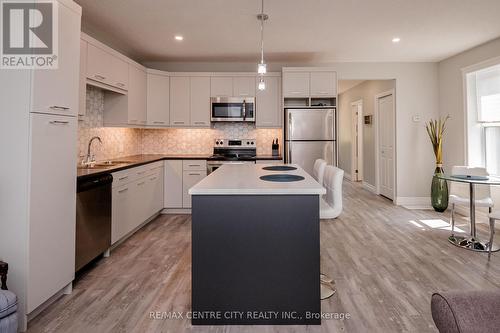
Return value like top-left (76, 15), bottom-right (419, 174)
top-left (210, 97), bottom-right (255, 122)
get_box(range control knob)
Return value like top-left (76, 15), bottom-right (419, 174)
top-left (246, 141), bottom-right (250, 145)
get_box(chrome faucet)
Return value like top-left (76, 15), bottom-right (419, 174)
top-left (85, 136), bottom-right (102, 165)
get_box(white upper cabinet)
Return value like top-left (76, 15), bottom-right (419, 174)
top-left (128, 65), bottom-right (147, 125)
top-left (86, 44), bottom-right (110, 84)
top-left (210, 77), bottom-right (233, 97)
top-left (147, 72), bottom-right (170, 126)
top-left (233, 77), bottom-right (256, 97)
top-left (86, 43), bottom-right (128, 91)
top-left (170, 76), bottom-right (191, 126)
top-left (190, 77), bottom-right (210, 127)
top-left (78, 39), bottom-right (87, 117)
top-left (310, 72), bottom-right (337, 97)
top-left (256, 76), bottom-right (281, 128)
top-left (110, 58), bottom-right (129, 90)
top-left (283, 71), bottom-right (310, 97)
top-left (31, 3), bottom-right (80, 116)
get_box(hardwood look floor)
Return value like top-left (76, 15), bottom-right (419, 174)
top-left (27, 181), bottom-right (500, 333)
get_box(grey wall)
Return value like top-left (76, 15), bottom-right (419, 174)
top-left (338, 80), bottom-right (396, 187)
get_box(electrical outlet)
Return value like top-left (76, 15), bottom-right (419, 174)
top-left (412, 115), bottom-right (421, 122)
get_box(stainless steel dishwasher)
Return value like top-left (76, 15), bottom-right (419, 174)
top-left (75, 173), bottom-right (113, 272)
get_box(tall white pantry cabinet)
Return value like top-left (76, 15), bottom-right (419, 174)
top-left (0, 0), bottom-right (82, 331)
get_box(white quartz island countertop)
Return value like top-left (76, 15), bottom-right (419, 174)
top-left (189, 163), bottom-right (326, 195)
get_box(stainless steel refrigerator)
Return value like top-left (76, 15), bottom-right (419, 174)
top-left (285, 108), bottom-right (336, 175)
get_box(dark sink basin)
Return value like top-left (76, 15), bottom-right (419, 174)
top-left (260, 174), bottom-right (305, 182)
top-left (262, 165), bottom-right (298, 171)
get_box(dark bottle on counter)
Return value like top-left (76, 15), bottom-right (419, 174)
top-left (272, 138), bottom-right (279, 156)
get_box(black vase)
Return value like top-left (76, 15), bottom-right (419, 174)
top-left (431, 165), bottom-right (448, 212)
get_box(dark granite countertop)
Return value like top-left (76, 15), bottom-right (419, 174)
top-left (77, 154), bottom-right (283, 180)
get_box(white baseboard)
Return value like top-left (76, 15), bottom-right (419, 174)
top-left (396, 196), bottom-right (433, 210)
top-left (161, 208), bottom-right (192, 214)
top-left (362, 181), bottom-right (377, 193)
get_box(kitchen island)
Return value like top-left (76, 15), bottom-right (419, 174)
top-left (189, 164), bottom-right (326, 325)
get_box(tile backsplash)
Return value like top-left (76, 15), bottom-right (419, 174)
top-left (78, 86), bottom-right (282, 162)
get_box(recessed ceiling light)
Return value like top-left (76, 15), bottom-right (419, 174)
top-left (392, 37), bottom-right (401, 43)
top-left (175, 35), bottom-right (183, 41)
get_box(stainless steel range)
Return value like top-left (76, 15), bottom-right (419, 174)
top-left (207, 139), bottom-right (257, 174)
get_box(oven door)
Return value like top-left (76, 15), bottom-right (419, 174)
top-left (211, 97), bottom-right (255, 122)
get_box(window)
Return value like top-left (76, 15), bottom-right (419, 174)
top-left (466, 63), bottom-right (500, 176)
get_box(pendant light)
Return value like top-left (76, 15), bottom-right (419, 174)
top-left (257, 0), bottom-right (268, 90)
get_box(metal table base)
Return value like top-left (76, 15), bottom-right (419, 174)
top-left (448, 235), bottom-right (500, 253)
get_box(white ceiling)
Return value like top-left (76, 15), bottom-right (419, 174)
top-left (75, 0), bottom-right (500, 63)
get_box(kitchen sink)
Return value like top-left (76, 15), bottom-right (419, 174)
top-left (259, 174), bottom-right (305, 182)
top-left (78, 160), bottom-right (133, 169)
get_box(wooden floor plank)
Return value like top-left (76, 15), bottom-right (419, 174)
top-left (27, 181), bottom-right (500, 333)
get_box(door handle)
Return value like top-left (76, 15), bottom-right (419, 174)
top-left (288, 142), bottom-right (292, 163)
top-left (49, 120), bottom-right (69, 125)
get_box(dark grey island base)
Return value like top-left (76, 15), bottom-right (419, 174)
top-left (191, 194), bottom-right (320, 325)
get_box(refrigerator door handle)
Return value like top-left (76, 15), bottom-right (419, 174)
top-left (288, 113), bottom-right (293, 138)
top-left (288, 141), bottom-right (292, 163)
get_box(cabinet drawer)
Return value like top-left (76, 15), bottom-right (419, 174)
top-left (183, 160), bottom-right (207, 171)
top-left (112, 168), bottom-right (133, 188)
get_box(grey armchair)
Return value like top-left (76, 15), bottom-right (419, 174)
top-left (431, 291), bottom-right (500, 333)
top-left (0, 261), bottom-right (18, 333)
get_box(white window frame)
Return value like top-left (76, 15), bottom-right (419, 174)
top-left (462, 56), bottom-right (500, 176)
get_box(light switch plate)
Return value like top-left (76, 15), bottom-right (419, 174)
top-left (412, 115), bottom-right (421, 122)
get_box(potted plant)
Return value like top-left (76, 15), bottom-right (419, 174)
top-left (426, 116), bottom-right (450, 212)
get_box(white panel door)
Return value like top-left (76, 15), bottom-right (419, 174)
top-left (164, 160), bottom-right (183, 208)
top-left (310, 72), bottom-right (337, 97)
top-left (190, 77), bottom-right (211, 127)
top-left (31, 3), bottom-right (80, 116)
top-left (170, 77), bottom-right (190, 126)
top-left (210, 77), bottom-right (233, 97)
top-left (27, 113), bottom-right (77, 312)
top-left (283, 72), bottom-right (310, 97)
top-left (378, 94), bottom-right (394, 200)
top-left (256, 76), bottom-right (281, 128)
top-left (233, 76), bottom-right (256, 97)
top-left (147, 73), bottom-right (170, 126)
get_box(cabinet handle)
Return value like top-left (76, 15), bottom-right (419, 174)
top-left (150, 177), bottom-right (158, 181)
top-left (194, 121), bottom-right (206, 125)
top-left (94, 74), bottom-right (106, 80)
top-left (49, 120), bottom-right (69, 125)
top-left (118, 188), bottom-right (129, 193)
top-left (137, 181), bottom-right (146, 186)
top-left (50, 106), bottom-right (70, 110)
top-left (189, 173), bottom-right (201, 176)
top-left (140, 120), bottom-right (147, 124)
top-left (137, 171), bottom-right (146, 175)
top-left (116, 82), bottom-right (125, 87)
top-left (153, 121), bottom-right (166, 124)
top-left (188, 164), bottom-right (201, 167)
top-left (173, 121), bottom-right (185, 124)
top-left (118, 176), bottom-right (129, 181)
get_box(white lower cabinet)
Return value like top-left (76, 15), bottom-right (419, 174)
top-left (182, 171), bottom-right (206, 208)
top-left (111, 162), bottom-right (164, 244)
top-left (164, 159), bottom-right (207, 209)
